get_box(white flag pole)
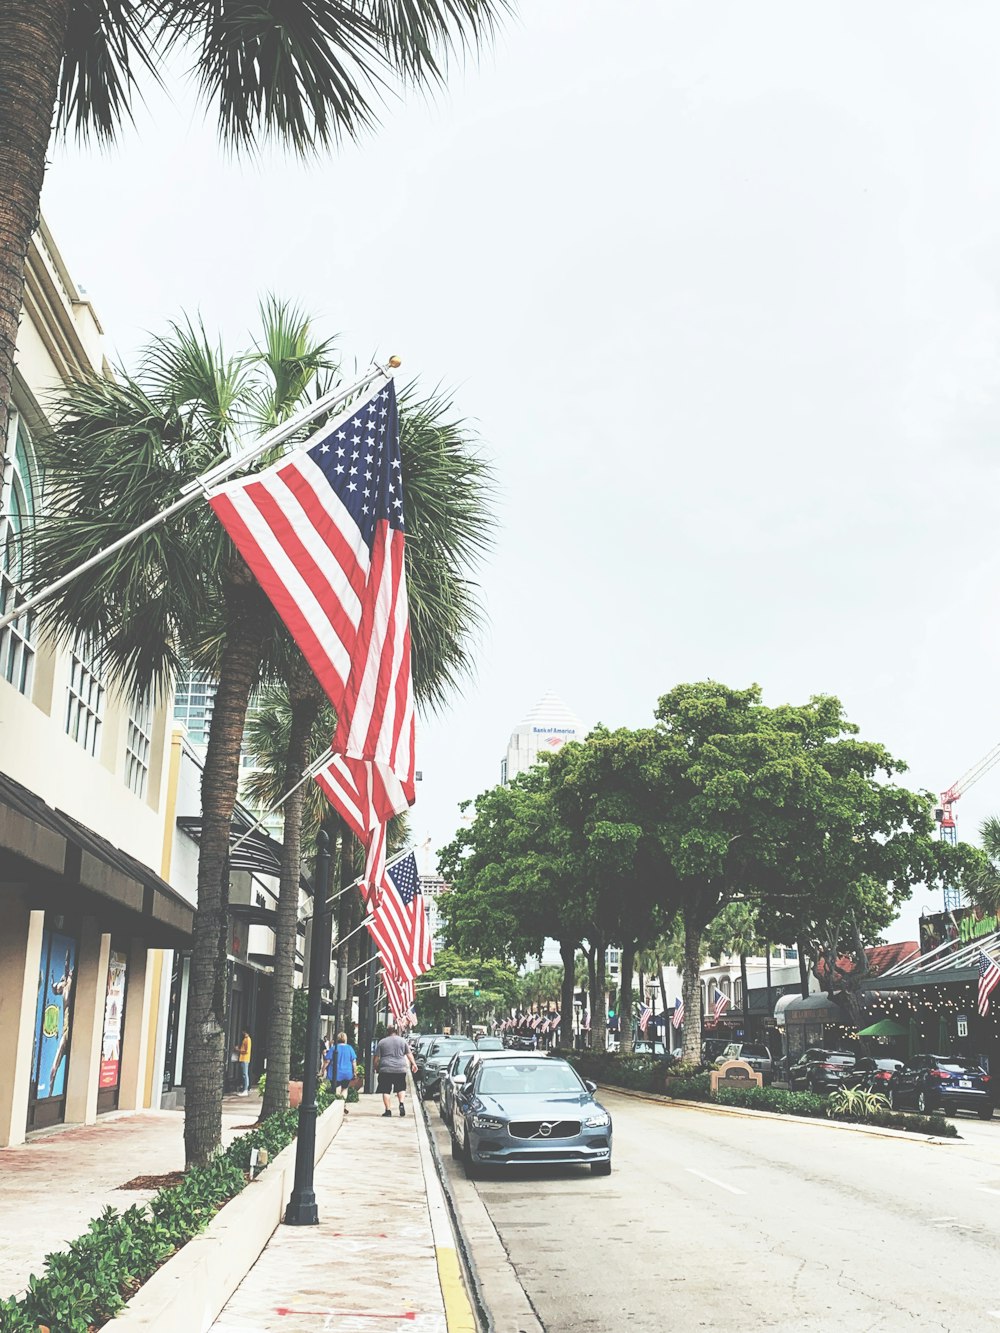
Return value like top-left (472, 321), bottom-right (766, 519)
top-left (0, 362), bottom-right (396, 634)
top-left (229, 746), bottom-right (336, 855)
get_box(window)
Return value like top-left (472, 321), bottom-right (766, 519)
top-left (734, 979), bottom-right (743, 1009)
top-left (124, 691), bottom-right (153, 797)
top-left (173, 668), bottom-right (215, 747)
top-left (66, 633), bottom-right (104, 756)
top-left (720, 977), bottom-right (732, 999)
top-left (0, 415), bottom-right (38, 695)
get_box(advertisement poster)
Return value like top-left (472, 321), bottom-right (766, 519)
top-left (32, 928), bottom-right (77, 1101)
top-left (919, 905), bottom-right (1000, 957)
top-left (99, 951), bottom-right (128, 1089)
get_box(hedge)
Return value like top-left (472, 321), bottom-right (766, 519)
top-left (0, 1083), bottom-right (335, 1333)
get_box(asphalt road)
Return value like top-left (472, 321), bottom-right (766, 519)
top-left (429, 1088), bottom-right (1000, 1332)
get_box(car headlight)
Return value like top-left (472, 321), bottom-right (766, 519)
top-left (584, 1111), bottom-right (610, 1128)
top-left (471, 1114), bottom-right (505, 1131)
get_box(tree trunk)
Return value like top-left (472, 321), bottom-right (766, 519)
top-left (260, 661), bottom-right (324, 1120)
top-left (587, 944), bottom-right (597, 1037)
top-left (591, 936), bottom-right (607, 1054)
top-left (740, 951), bottom-right (750, 1024)
top-left (183, 578), bottom-right (270, 1168)
top-left (0, 0), bottom-right (71, 463)
top-left (619, 940), bottom-right (636, 1055)
top-left (558, 938), bottom-right (576, 1051)
top-left (681, 910), bottom-right (703, 1065)
top-left (798, 939), bottom-right (809, 999)
top-left (657, 964), bottom-right (670, 1039)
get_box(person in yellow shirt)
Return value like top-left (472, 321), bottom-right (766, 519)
top-left (237, 1030), bottom-right (252, 1095)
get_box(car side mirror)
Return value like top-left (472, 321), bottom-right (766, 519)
top-left (585, 1080), bottom-right (597, 1093)
top-left (454, 1075), bottom-right (466, 1086)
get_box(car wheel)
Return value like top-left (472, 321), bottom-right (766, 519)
top-left (917, 1091), bottom-right (927, 1114)
top-left (979, 1105), bottom-right (994, 1121)
top-left (463, 1132), bottom-right (480, 1180)
top-left (591, 1160), bottom-right (612, 1176)
top-left (450, 1126), bottom-right (462, 1159)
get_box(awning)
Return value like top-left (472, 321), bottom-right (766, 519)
top-left (775, 993), bottom-right (842, 1025)
top-left (0, 771), bottom-right (193, 945)
top-left (177, 814), bottom-right (285, 878)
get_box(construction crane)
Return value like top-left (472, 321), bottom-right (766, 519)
top-left (936, 741), bottom-right (1000, 909)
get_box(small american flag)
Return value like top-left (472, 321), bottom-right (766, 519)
top-left (209, 378), bottom-right (415, 901)
top-left (638, 1002), bottom-right (652, 1034)
top-left (671, 997), bottom-right (684, 1030)
top-left (712, 987), bottom-right (731, 1022)
top-left (382, 965), bottom-right (414, 1024)
top-left (366, 852), bottom-right (432, 982)
top-left (978, 950), bottom-right (1000, 1016)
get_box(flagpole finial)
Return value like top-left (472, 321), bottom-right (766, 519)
top-left (388, 356), bottom-right (401, 369)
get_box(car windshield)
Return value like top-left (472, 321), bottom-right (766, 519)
top-left (456, 1053), bottom-right (476, 1075)
top-left (430, 1039), bottom-right (475, 1058)
top-left (476, 1038), bottom-right (504, 1050)
top-left (742, 1045), bottom-right (769, 1058)
top-left (478, 1061), bottom-right (584, 1096)
top-left (936, 1058), bottom-right (982, 1072)
top-left (825, 1055), bottom-right (855, 1065)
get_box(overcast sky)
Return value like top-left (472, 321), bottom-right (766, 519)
top-left (41, 1), bottom-right (1000, 940)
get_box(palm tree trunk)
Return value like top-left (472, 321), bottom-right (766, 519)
top-left (260, 661), bottom-right (324, 1120)
top-left (591, 936), bottom-right (607, 1054)
top-left (587, 944), bottom-right (597, 1044)
top-left (619, 940), bottom-right (636, 1055)
top-left (681, 909), bottom-right (703, 1065)
top-left (183, 577), bottom-right (270, 1167)
top-left (558, 938), bottom-right (576, 1051)
top-left (0, 0), bottom-right (70, 456)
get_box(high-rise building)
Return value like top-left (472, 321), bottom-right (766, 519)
top-left (501, 692), bottom-right (585, 785)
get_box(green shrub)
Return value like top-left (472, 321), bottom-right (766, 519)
top-left (664, 1073), bottom-right (713, 1100)
top-left (1, 1093), bottom-right (339, 1330)
top-left (717, 1084), bottom-right (829, 1116)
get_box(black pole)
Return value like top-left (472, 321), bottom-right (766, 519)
top-left (284, 829), bottom-right (332, 1226)
top-left (364, 939), bottom-right (378, 1094)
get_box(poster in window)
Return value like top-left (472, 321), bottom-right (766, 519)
top-left (99, 950), bottom-right (128, 1088)
top-left (32, 929), bottom-right (77, 1100)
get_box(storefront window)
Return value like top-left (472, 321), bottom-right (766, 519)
top-left (98, 950), bottom-right (128, 1110)
top-left (29, 925), bottom-right (78, 1127)
top-left (0, 415), bottom-right (38, 696)
top-left (66, 632), bottom-right (105, 755)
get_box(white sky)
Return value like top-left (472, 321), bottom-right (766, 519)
top-left (41, 0), bottom-right (1000, 941)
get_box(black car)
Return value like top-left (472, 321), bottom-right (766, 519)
top-left (843, 1057), bottom-right (904, 1094)
top-left (701, 1038), bottom-right (731, 1065)
top-left (788, 1048), bottom-right (856, 1093)
top-left (419, 1036), bottom-right (477, 1098)
top-left (888, 1055), bottom-right (993, 1119)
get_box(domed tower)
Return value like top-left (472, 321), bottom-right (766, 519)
top-left (501, 692), bottom-right (586, 784)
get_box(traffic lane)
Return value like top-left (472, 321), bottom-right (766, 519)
top-left (436, 1089), bottom-right (1000, 1333)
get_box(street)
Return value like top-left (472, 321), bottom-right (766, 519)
top-left (428, 1089), bottom-right (1000, 1332)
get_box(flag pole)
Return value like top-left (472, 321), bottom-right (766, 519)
top-left (0, 363), bottom-right (395, 634)
top-left (229, 747), bottom-right (336, 855)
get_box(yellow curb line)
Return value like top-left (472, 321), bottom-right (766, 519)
top-left (435, 1245), bottom-right (477, 1333)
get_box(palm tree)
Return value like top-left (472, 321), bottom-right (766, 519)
top-left (27, 300), bottom-right (339, 1164)
top-left (240, 380), bottom-right (494, 1120)
top-left (0, 0), bottom-right (510, 466)
top-left (971, 816), bottom-right (1000, 915)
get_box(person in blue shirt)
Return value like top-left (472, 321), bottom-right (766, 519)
top-left (325, 1030), bottom-right (358, 1113)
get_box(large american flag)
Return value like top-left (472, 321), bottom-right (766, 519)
top-left (382, 964), bottom-right (415, 1025)
top-left (638, 1002), bottom-right (653, 1034)
top-left (978, 949), bottom-right (1000, 1016)
top-left (671, 997), bottom-right (684, 1030)
top-left (208, 378), bottom-right (414, 896)
top-left (366, 851), bottom-right (432, 982)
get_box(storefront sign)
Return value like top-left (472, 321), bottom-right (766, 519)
top-left (957, 1014), bottom-right (969, 1038)
top-left (99, 951), bottom-right (128, 1089)
top-left (920, 906), bottom-right (1000, 957)
top-left (32, 928), bottom-right (78, 1101)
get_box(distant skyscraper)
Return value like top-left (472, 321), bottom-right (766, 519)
top-left (502, 692), bottom-right (585, 785)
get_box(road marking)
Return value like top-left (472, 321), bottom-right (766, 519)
top-left (929, 1216), bottom-right (956, 1223)
top-left (979, 1187), bottom-right (1000, 1196)
top-left (685, 1167), bottom-right (746, 1196)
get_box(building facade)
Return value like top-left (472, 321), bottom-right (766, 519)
top-left (501, 692), bottom-right (586, 785)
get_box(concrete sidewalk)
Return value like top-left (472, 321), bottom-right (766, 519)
top-left (0, 1092), bottom-right (257, 1301)
top-left (212, 1091), bottom-right (474, 1333)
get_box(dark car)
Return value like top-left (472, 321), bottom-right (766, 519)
top-left (788, 1048), bottom-right (856, 1093)
top-left (844, 1057), bottom-right (904, 1094)
top-left (452, 1053), bottom-right (612, 1177)
top-left (888, 1055), bottom-right (993, 1119)
top-left (413, 1033), bottom-right (444, 1079)
top-left (419, 1036), bottom-right (477, 1099)
top-left (701, 1038), bottom-right (731, 1065)
top-left (715, 1042), bottom-right (775, 1083)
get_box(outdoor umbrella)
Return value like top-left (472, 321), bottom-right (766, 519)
top-left (857, 1019), bottom-right (909, 1038)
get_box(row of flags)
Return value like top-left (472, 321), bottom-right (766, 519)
top-left (497, 1013), bottom-right (562, 1034)
top-left (208, 377), bottom-right (435, 1023)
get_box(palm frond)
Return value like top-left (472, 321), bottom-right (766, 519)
top-left (57, 0), bottom-right (162, 142)
top-left (246, 296), bottom-right (340, 430)
top-left (365, 0), bottom-right (512, 84)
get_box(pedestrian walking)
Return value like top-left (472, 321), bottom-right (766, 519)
top-left (237, 1030), bottom-right (252, 1095)
top-left (374, 1023), bottom-right (417, 1117)
top-left (329, 1030), bottom-right (358, 1113)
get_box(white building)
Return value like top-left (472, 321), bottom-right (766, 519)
top-left (501, 692), bottom-right (586, 785)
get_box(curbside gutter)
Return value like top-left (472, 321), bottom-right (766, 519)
top-left (112, 1100), bottom-right (345, 1331)
top-left (601, 1083), bottom-right (961, 1145)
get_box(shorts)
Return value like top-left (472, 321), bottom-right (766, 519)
top-left (377, 1071), bottom-right (407, 1094)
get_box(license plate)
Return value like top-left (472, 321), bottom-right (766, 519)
top-left (959, 1079), bottom-right (972, 1088)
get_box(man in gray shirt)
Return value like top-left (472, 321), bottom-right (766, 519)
top-left (374, 1024), bottom-right (417, 1117)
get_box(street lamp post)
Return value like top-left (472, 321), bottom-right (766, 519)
top-left (284, 828), bottom-right (333, 1226)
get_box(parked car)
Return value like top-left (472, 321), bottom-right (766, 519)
top-left (788, 1048), bottom-right (856, 1093)
top-left (419, 1036), bottom-right (478, 1099)
top-left (843, 1057), bottom-right (904, 1093)
top-left (451, 1053), bottom-right (613, 1177)
top-left (475, 1036), bottom-right (505, 1051)
top-left (702, 1038), bottom-right (731, 1065)
top-left (440, 1047), bottom-right (512, 1127)
top-left (888, 1055), bottom-right (993, 1118)
top-left (715, 1042), bottom-right (775, 1082)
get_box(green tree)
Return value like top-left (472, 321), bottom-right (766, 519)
top-left (0, 0), bottom-right (509, 460)
top-left (415, 948), bottom-right (518, 1031)
top-left (969, 816), bottom-right (1000, 917)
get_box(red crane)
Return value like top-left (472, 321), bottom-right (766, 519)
top-left (936, 741), bottom-right (1000, 909)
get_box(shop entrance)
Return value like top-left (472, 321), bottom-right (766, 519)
top-left (27, 923), bottom-right (79, 1132)
top-left (96, 948), bottom-right (128, 1114)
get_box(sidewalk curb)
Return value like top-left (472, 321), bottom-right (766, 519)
top-left (415, 1095), bottom-right (490, 1333)
top-left (601, 1084), bottom-right (962, 1145)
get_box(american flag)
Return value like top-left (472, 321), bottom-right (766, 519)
top-left (382, 964), bottom-right (415, 1024)
top-left (365, 851), bottom-right (432, 982)
top-left (638, 1002), bottom-right (652, 1034)
top-left (712, 987), bottom-right (731, 1022)
top-left (978, 949), bottom-right (1000, 1016)
top-left (671, 997), bottom-right (684, 1029)
top-left (208, 378), bottom-right (415, 899)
